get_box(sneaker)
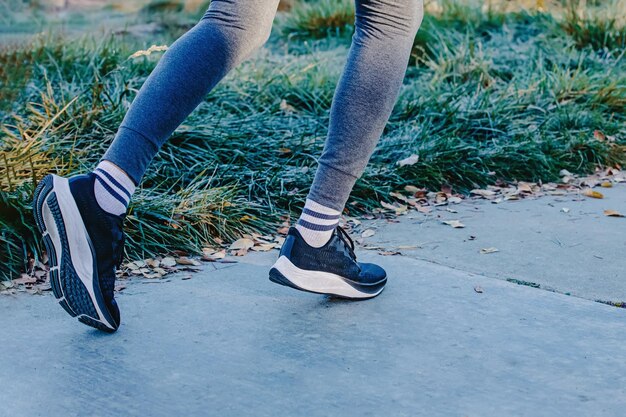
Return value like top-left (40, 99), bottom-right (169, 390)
top-left (32, 173), bottom-right (124, 332)
top-left (269, 226), bottom-right (386, 299)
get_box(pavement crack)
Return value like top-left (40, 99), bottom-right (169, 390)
top-left (385, 251), bottom-right (626, 309)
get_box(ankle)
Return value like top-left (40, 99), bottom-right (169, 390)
top-left (295, 199), bottom-right (341, 248)
top-left (93, 160), bottom-right (136, 216)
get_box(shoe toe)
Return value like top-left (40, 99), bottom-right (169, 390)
top-left (358, 262), bottom-right (387, 285)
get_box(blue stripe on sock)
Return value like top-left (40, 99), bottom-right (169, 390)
top-left (302, 207), bottom-right (340, 220)
top-left (95, 176), bottom-right (129, 207)
top-left (95, 168), bottom-right (132, 199)
top-left (297, 218), bottom-right (338, 232)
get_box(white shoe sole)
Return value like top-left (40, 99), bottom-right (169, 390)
top-left (33, 174), bottom-right (118, 332)
top-left (269, 255), bottom-right (385, 299)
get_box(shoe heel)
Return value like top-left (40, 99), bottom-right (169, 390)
top-left (269, 267), bottom-right (300, 290)
top-left (32, 175), bottom-right (63, 301)
top-left (32, 174), bottom-right (54, 232)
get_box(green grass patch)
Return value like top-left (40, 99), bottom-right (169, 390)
top-left (1, 0), bottom-right (625, 280)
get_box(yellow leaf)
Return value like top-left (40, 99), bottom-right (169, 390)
top-left (583, 189), bottom-right (604, 199)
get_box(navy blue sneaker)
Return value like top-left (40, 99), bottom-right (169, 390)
top-left (269, 226), bottom-right (387, 299)
top-left (33, 173), bottom-right (124, 332)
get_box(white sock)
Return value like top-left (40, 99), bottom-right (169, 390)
top-left (93, 160), bottom-right (136, 216)
top-left (295, 199), bottom-right (341, 248)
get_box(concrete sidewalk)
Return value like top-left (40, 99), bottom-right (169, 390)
top-left (1, 187), bottom-right (626, 417)
top-left (365, 184), bottom-right (626, 303)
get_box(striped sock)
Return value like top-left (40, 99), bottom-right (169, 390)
top-left (295, 199), bottom-right (341, 248)
top-left (93, 160), bottom-right (136, 216)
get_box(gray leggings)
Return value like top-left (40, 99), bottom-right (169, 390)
top-left (103, 0), bottom-right (423, 211)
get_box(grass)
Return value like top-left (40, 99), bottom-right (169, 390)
top-left (1, 0), bottom-right (625, 280)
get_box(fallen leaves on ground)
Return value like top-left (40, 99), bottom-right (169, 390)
top-left (604, 210), bottom-right (625, 218)
top-left (361, 228), bottom-right (376, 238)
top-left (583, 189), bottom-right (604, 199)
top-left (480, 247), bottom-right (499, 254)
top-left (442, 220), bottom-right (465, 228)
top-left (2, 270), bottom-right (50, 295)
top-left (463, 167), bottom-right (625, 203)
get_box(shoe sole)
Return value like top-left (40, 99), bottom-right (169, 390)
top-left (269, 256), bottom-right (386, 300)
top-left (33, 174), bottom-right (118, 332)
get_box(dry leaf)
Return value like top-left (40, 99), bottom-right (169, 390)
top-left (128, 260), bottom-right (146, 269)
top-left (442, 220), bottom-right (465, 228)
top-left (404, 185), bottom-right (421, 193)
top-left (176, 257), bottom-right (201, 266)
top-left (480, 247), bottom-right (499, 254)
top-left (381, 201), bottom-right (408, 214)
top-left (279, 99), bottom-right (296, 113)
top-left (144, 258), bottom-right (160, 268)
top-left (361, 228), bottom-right (376, 238)
top-left (153, 267), bottom-right (168, 276)
top-left (593, 130), bottom-right (606, 141)
top-left (389, 192), bottom-right (409, 202)
top-left (601, 181), bottom-right (613, 188)
top-left (396, 154), bottom-right (419, 167)
top-left (229, 238), bottom-right (255, 251)
top-left (202, 249), bottom-right (227, 261)
top-left (517, 182), bottom-right (535, 193)
top-left (583, 189), bottom-right (604, 199)
top-left (604, 210), bottom-right (624, 218)
top-left (12, 274), bottom-right (37, 285)
top-left (277, 147), bottom-right (292, 155)
top-left (161, 257), bottom-right (177, 267)
top-left (471, 189), bottom-right (497, 198)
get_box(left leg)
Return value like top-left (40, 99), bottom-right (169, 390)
top-left (270, 0), bottom-right (423, 298)
top-left (307, 0), bottom-right (424, 216)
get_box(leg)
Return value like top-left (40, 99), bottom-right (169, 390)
top-left (33, 0), bottom-right (279, 332)
top-left (297, 0), bottom-right (424, 245)
top-left (309, 0), bottom-right (424, 211)
top-left (271, 0), bottom-right (423, 299)
top-left (103, 0), bottom-right (280, 185)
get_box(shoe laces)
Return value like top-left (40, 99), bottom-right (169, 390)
top-left (336, 226), bottom-right (356, 260)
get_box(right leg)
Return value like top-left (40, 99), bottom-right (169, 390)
top-left (103, 0), bottom-right (280, 185)
top-left (33, 0), bottom-right (280, 332)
